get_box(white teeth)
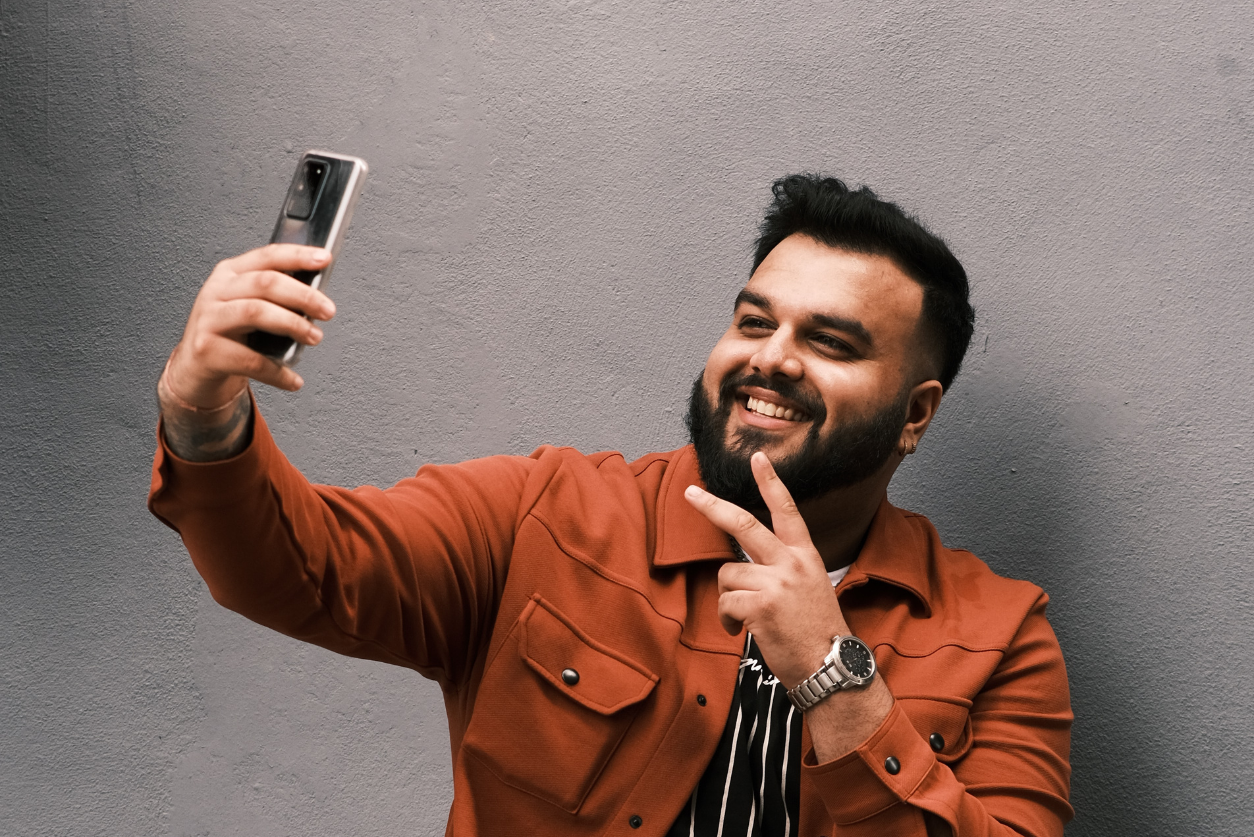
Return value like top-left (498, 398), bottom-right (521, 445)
top-left (746, 395), bottom-right (803, 422)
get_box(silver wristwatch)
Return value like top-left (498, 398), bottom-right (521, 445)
top-left (785, 635), bottom-right (877, 711)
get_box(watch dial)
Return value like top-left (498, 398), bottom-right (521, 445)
top-left (839, 639), bottom-right (874, 679)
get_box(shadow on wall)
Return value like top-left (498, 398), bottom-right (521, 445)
top-left (890, 358), bottom-right (1211, 835)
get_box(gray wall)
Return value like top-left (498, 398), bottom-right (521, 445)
top-left (3, 1), bottom-right (1251, 834)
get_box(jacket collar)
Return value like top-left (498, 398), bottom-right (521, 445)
top-left (836, 496), bottom-right (934, 617)
top-left (653, 446), bottom-right (934, 617)
top-left (652, 446), bottom-right (741, 566)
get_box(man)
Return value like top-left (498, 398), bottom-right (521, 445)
top-left (149, 175), bottom-right (1072, 836)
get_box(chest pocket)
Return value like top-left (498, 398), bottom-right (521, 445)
top-left (462, 595), bottom-right (659, 813)
top-left (899, 696), bottom-right (974, 764)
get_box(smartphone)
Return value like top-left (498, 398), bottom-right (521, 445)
top-left (246, 150), bottom-right (369, 365)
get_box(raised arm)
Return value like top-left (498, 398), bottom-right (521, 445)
top-left (150, 243), bottom-right (534, 684)
top-left (157, 244), bottom-right (334, 461)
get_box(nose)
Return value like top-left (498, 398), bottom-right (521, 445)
top-left (750, 329), bottom-right (803, 380)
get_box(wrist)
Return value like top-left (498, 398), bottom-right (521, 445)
top-left (158, 358), bottom-right (247, 417)
top-left (157, 360), bottom-right (255, 462)
top-left (786, 635), bottom-right (877, 712)
top-left (779, 641), bottom-right (839, 691)
top-left (805, 676), bottom-right (896, 764)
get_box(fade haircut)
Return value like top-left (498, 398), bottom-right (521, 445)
top-left (753, 175), bottom-right (975, 391)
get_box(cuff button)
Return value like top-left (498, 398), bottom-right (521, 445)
top-left (697, 694), bottom-right (707, 706)
top-left (561, 668), bottom-right (580, 686)
top-left (629, 815), bottom-right (643, 828)
top-left (884, 755), bottom-right (901, 775)
top-left (929, 732), bottom-right (945, 752)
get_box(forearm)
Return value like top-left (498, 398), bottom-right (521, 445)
top-left (148, 406), bottom-right (425, 668)
top-left (149, 405), bottom-right (536, 680)
top-left (803, 675), bottom-right (896, 763)
top-left (803, 702), bottom-right (1068, 837)
top-left (800, 602), bottom-right (1073, 837)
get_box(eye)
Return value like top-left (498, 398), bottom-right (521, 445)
top-left (737, 315), bottom-right (774, 333)
top-left (811, 333), bottom-right (852, 354)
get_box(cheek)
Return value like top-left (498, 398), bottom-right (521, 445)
top-left (703, 336), bottom-right (743, 386)
top-left (813, 366), bottom-right (889, 425)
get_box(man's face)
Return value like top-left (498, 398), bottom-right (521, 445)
top-left (688, 234), bottom-right (928, 508)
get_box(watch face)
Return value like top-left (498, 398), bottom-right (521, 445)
top-left (838, 638), bottom-right (874, 680)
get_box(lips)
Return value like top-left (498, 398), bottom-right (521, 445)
top-left (735, 383), bottom-right (814, 426)
top-left (715, 373), bottom-right (821, 431)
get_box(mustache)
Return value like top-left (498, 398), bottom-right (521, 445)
top-left (716, 373), bottom-right (827, 424)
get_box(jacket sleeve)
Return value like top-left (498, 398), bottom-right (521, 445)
top-left (147, 401), bottom-right (536, 686)
top-left (801, 593), bottom-right (1073, 836)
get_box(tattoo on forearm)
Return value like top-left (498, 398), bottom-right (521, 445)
top-left (160, 389), bottom-right (254, 462)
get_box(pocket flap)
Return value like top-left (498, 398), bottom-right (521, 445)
top-left (520, 596), bottom-right (659, 716)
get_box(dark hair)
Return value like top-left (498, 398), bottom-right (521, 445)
top-left (753, 174), bottom-right (975, 391)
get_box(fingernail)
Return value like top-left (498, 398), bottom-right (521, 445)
top-left (292, 374), bottom-right (304, 389)
top-left (323, 301), bottom-right (337, 318)
top-left (685, 485), bottom-right (703, 499)
top-left (309, 327), bottom-right (324, 344)
top-left (310, 248), bottom-right (331, 264)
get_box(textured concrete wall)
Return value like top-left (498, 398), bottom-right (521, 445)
top-left (3, 1), bottom-right (1252, 834)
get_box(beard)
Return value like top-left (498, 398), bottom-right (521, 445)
top-left (685, 371), bottom-right (909, 510)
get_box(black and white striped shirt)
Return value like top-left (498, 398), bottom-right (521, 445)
top-left (666, 633), bottom-right (802, 837)
top-left (666, 566), bottom-right (849, 837)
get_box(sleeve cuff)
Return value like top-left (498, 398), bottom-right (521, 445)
top-left (801, 700), bottom-right (938, 824)
top-left (148, 398), bottom-right (277, 520)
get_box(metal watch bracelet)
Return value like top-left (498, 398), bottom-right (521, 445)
top-left (785, 635), bottom-right (874, 711)
top-left (786, 657), bottom-right (846, 711)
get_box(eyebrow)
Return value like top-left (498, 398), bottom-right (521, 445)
top-left (734, 289), bottom-right (874, 348)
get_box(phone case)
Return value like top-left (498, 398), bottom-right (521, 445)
top-left (246, 149), bottom-right (369, 365)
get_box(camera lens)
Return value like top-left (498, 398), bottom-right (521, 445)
top-left (284, 159), bottom-right (329, 220)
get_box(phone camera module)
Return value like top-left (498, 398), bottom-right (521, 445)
top-left (284, 159), bottom-right (329, 220)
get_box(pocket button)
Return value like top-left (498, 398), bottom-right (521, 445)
top-left (929, 732), bottom-right (945, 752)
top-left (561, 668), bottom-right (580, 686)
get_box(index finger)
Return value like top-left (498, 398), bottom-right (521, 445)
top-left (221, 243), bottom-right (331, 275)
top-left (684, 484), bottom-right (785, 565)
top-left (750, 452), bottom-right (814, 548)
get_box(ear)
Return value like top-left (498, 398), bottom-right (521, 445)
top-left (898, 380), bottom-right (945, 455)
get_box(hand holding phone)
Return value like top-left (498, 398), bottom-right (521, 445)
top-left (247, 151), bottom-right (369, 364)
top-left (162, 244), bottom-right (336, 411)
top-left (161, 151), bottom-right (368, 409)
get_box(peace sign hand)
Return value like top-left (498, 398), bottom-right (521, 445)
top-left (684, 451), bottom-right (852, 690)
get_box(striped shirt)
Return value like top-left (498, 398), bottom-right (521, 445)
top-left (666, 565), bottom-right (850, 837)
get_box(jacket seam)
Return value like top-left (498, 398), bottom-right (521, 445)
top-left (874, 638), bottom-right (1012, 656)
top-left (528, 507), bottom-right (688, 634)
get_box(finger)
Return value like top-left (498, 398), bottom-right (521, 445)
top-left (684, 484), bottom-right (784, 565)
top-left (718, 590), bottom-right (759, 635)
top-left (717, 561), bottom-right (768, 595)
top-left (208, 298), bottom-right (325, 347)
top-left (750, 452), bottom-right (814, 548)
top-left (219, 243), bottom-right (332, 277)
top-left (221, 269), bottom-right (337, 320)
top-left (203, 335), bottom-right (306, 391)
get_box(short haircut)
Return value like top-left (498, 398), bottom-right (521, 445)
top-left (753, 174), bottom-right (975, 391)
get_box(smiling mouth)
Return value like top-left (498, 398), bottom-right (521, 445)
top-left (744, 394), bottom-right (809, 423)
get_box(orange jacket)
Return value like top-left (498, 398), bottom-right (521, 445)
top-left (149, 408), bottom-right (1072, 836)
